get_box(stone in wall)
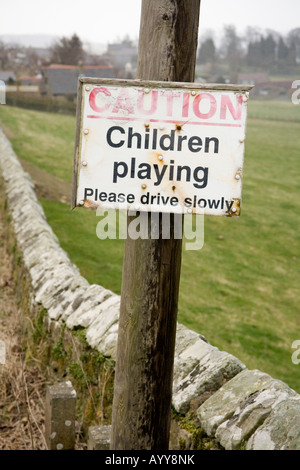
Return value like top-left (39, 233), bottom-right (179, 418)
top-left (246, 396), bottom-right (300, 450)
top-left (173, 334), bottom-right (246, 414)
top-left (198, 368), bottom-right (298, 450)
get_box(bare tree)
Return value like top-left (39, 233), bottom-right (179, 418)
top-left (50, 34), bottom-right (85, 65)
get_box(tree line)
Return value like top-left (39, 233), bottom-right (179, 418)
top-left (1, 26), bottom-right (299, 79)
top-left (197, 26), bottom-right (300, 73)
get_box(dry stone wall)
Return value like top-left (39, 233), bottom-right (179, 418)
top-left (0, 127), bottom-right (299, 450)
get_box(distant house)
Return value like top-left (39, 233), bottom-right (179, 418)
top-left (0, 70), bottom-right (17, 84)
top-left (19, 76), bottom-right (43, 86)
top-left (104, 39), bottom-right (138, 77)
top-left (238, 72), bottom-right (293, 98)
top-left (254, 80), bottom-right (294, 98)
top-left (106, 39), bottom-right (137, 67)
top-left (237, 73), bottom-right (269, 86)
top-left (33, 47), bottom-right (52, 64)
top-left (41, 64), bottom-right (115, 97)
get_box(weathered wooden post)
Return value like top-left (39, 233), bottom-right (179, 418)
top-left (110, 0), bottom-right (201, 450)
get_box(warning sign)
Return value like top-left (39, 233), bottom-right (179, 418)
top-left (72, 78), bottom-right (252, 216)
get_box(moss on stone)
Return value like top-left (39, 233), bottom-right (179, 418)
top-left (72, 326), bottom-right (89, 346)
top-left (177, 412), bottom-right (223, 450)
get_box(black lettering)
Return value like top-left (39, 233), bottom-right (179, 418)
top-left (177, 165), bottom-right (191, 182)
top-left (160, 130), bottom-right (175, 151)
top-left (113, 162), bottom-right (128, 183)
top-left (130, 157), bottom-right (136, 178)
top-left (151, 194), bottom-right (157, 204)
top-left (193, 167), bottom-right (208, 189)
top-left (99, 192), bottom-right (107, 201)
top-left (128, 127), bottom-right (142, 149)
top-left (161, 195), bottom-right (170, 205)
top-left (169, 160), bottom-right (175, 180)
top-left (153, 164), bottom-right (168, 186)
top-left (141, 192), bottom-right (150, 204)
top-left (127, 194), bottom-right (135, 203)
top-left (152, 129), bottom-right (158, 150)
top-left (208, 199), bottom-right (220, 209)
top-left (225, 200), bottom-right (234, 212)
top-left (117, 193), bottom-right (126, 203)
top-left (198, 198), bottom-right (207, 208)
top-left (106, 126), bottom-right (125, 148)
top-left (108, 192), bottom-right (117, 202)
top-left (205, 137), bottom-right (219, 153)
top-left (177, 134), bottom-right (187, 151)
top-left (84, 188), bottom-right (93, 199)
top-left (188, 136), bottom-right (202, 152)
top-left (145, 128), bottom-right (150, 149)
top-left (137, 163), bottom-right (151, 179)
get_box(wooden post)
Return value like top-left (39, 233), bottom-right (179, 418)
top-left (110, 0), bottom-right (201, 450)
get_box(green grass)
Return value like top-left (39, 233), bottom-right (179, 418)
top-left (0, 101), bottom-right (300, 392)
top-left (247, 99), bottom-right (300, 122)
top-left (39, 199), bottom-right (125, 295)
top-left (0, 106), bottom-right (76, 183)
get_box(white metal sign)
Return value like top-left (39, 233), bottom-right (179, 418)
top-left (72, 78), bottom-right (252, 216)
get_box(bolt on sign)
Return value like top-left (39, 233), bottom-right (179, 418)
top-left (72, 78), bottom-right (253, 216)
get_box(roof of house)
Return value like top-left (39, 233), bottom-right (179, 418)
top-left (237, 73), bottom-right (269, 84)
top-left (19, 76), bottom-right (43, 84)
top-left (0, 70), bottom-right (17, 82)
top-left (41, 64), bottom-right (115, 95)
top-left (255, 81), bottom-right (294, 90)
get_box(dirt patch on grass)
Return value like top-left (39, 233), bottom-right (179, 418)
top-left (19, 158), bottom-right (72, 204)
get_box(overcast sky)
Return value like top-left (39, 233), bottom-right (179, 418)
top-left (0, 0), bottom-right (299, 46)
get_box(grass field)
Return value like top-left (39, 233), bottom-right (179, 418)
top-left (0, 100), bottom-right (299, 393)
